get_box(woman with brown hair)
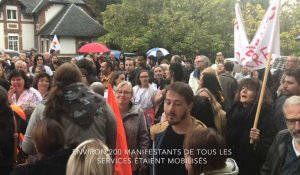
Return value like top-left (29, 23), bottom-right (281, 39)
top-left (32, 73), bottom-right (52, 98)
top-left (198, 67), bottom-right (224, 107)
top-left (11, 119), bottom-right (73, 175)
top-left (197, 88), bottom-right (226, 136)
top-left (22, 63), bottom-right (117, 155)
top-left (133, 69), bottom-right (157, 127)
top-left (184, 127), bottom-right (239, 175)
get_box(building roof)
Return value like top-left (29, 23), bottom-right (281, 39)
top-left (19, 0), bottom-right (41, 13)
top-left (38, 3), bottom-right (105, 37)
top-left (19, 0), bottom-right (85, 13)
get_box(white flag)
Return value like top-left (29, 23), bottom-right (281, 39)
top-left (234, 0), bottom-right (281, 70)
top-left (49, 34), bottom-right (61, 52)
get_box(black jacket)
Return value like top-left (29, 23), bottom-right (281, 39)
top-left (261, 130), bottom-right (300, 175)
top-left (0, 106), bottom-right (14, 175)
top-left (11, 147), bottom-right (74, 175)
top-left (226, 103), bottom-right (276, 175)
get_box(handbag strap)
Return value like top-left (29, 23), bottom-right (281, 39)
top-left (12, 114), bottom-right (19, 165)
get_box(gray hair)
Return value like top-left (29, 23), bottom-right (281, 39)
top-left (283, 96), bottom-right (300, 110)
top-left (198, 55), bottom-right (211, 67)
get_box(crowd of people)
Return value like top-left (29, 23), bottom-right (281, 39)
top-left (0, 50), bottom-right (300, 175)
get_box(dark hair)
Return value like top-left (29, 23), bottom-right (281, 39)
top-left (125, 57), bottom-right (136, 67)
top-left (32, 73), bottom-right (52, 90)
top-left (200, 72), bottom-right (223, 104)
top-left (234, 78), bottom-right (272, 104)
top-left (148, 55), bottom-right (155, 61)
top-left (169, 62), bottom-right (184, 82)
top-left (136, 52), bottom-right (147, 60)
top-left (185, 58), bottom-right (193, 65)
top-left (285, 67), bottom-right (300, 85)
top-left (184, 127), bottom-right (227, 175)
top-left (0, 86), bottom-right (9, 106)
top-left (8, 70), bottom-right (31, 89)
top-left (31, 54), bottom-right (45, 74)
top-left (102, 59), bottom-right (114, 71)
top-left (44, 63), bottom-right (82, 122)
top-left (165, 82), bottom-right (194, 105)
top-left (224, 61), bottom-right (234, 72)
top-left (77, 59), bottom-right (94, 76)
top-left (136, 69), bottom-right (150, 86)
top-left (32, 119), bottom-right (65, 155)
top-left (109, 71), bottom-right (125, 86)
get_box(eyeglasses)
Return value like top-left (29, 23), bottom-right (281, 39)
top-left (285, 118), bottom-right (300, 125)
top-left (116, 90), bottom-right (131, 96)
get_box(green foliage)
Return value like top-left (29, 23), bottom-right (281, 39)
top-left (99, 0), bottom-right (300, 58)
top-left (101, 0), bottom-right (234, 58)
top-left (280, 0), bottom-right (300, 56)
top-left (241, 2), bottom-right (265, 40)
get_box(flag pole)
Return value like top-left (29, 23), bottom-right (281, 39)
top-left (250, 53), bottom-right (272, 144)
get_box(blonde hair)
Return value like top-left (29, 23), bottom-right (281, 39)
top-left (197, 88), bottom-right (226, 136)
top-left (66, 139), bottom-right (112, 175)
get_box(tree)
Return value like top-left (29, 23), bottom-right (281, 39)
top-left (280, 0), bottom-right (300, 56)
top-left (101, 0), bottom-right (235, 59)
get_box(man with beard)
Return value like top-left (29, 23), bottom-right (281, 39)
top-left (150, 82), bottom-right (206, 175)
top-left (261, 96), bottom-right (300, 175)
top-left (49, 54), bottom-right (61, 72)
top-left (274, 68), bottom-right (300, 132)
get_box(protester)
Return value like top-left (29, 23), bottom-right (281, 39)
top-left (77, 58), bottom-right (100, 85)
top-left (125, 58), bottom-right (138, 87)
top-left (0, 64), bottom-right (9, 90)
top-left (89, 82), bottom-right (105, 96)
top-left (8, 70), bottom-right (43, 116)
top-left (197, 88), bottom-right (226, 136)
top-left (211, 51), bottom-right (225, 70)
top-left (184, 127), bottom-right (239, 175)
top-left (0, 86), bottom-right (15, 175)
top-left (22, 63), bottom-right (117, 155)
top-left (109, 71), bottom-right (126, 90)
top-left (219, 61), bottom-right (238, 112)
top-left (100, 60), bottom-right (114, 89)
top-left (274, 68), bottom-right (300, 132)
top-left (153, 65), bottom-right (168, 90)
top-left (198, 67), bottom-right (224, 107)
top-left (234, 66), bottom-right (250, 82)
top-left (167, 62), bottom-right (185, 83)
top-left (11, 119), bottom-right (72, 175)
top-left (66, 139), bottom-right (112, 175)
top-left (261, 96), bottom-right (300, 175)
top-left (133, 70), bottom-right (157, 127)
top-left (150, 82), bottom-right (206, 175)
top-left (115, 81), bottom-right (149, 173)
top-left (29, 54), bottom-right (53, 77)
top-left (226, 78), bottom-right (276, 175)
top-left (32, 73), bottom-right (52, 98)
top-left (189, 55), bottom-right (210, 94)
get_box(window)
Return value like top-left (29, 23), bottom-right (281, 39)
top-left (6, 6), bottom-right (18, 21)
top-left (8, 35), bottom-right (19, 51)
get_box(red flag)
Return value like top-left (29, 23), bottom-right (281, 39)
top-left (107, 84), bottom-right (132, 175)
